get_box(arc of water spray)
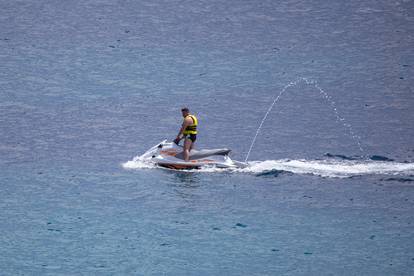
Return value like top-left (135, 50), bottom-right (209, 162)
top-left (244, 79), bottom-right (301, 162)
top-left (244, 77), bottom-right (364, 162)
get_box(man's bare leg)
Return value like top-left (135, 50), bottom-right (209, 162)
top-left (183, 138), bottom-right (192, 162)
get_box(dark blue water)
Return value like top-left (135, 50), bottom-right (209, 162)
top-left (1, 0), bottom-right (414, 274)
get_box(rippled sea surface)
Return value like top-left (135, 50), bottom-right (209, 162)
top-left (1, 0), bottom-right (414, 275)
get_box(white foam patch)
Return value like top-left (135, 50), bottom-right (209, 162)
top-left (122, 156), bottom-right (156, 169)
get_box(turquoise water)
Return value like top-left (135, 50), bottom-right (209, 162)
top-left (1, 0), bottom-right (414, 275)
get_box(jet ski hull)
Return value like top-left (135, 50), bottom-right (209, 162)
top-left (157, 162), bottom-right (202, 170)
top-left (141, 140), bottom-right (246, 170)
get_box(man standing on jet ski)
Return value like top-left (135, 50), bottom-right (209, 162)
top-left (174, 107), bottom-right (198, 162)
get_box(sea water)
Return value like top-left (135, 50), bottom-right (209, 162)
top-left (1, 0), bottom-right (414, 275)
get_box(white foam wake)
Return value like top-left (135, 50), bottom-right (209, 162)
top-left (240, 159), bottom-right (414, 178)
top-left (123, 155), bottom-right (414, 178)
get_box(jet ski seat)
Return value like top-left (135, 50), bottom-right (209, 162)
top-left (175, 149), bottom-right (231, 160)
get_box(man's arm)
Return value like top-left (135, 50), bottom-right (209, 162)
top-left (174, 117), bottom-right (192, 143)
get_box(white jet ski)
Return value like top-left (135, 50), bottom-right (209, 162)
top-left (141, 140), bottom-right (247, 170)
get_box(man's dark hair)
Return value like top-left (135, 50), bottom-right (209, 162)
top-left (181, 107), bottom-right (189, 112)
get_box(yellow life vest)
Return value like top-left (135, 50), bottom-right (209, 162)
top-left (183, 115), bottom-right (198, 135)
